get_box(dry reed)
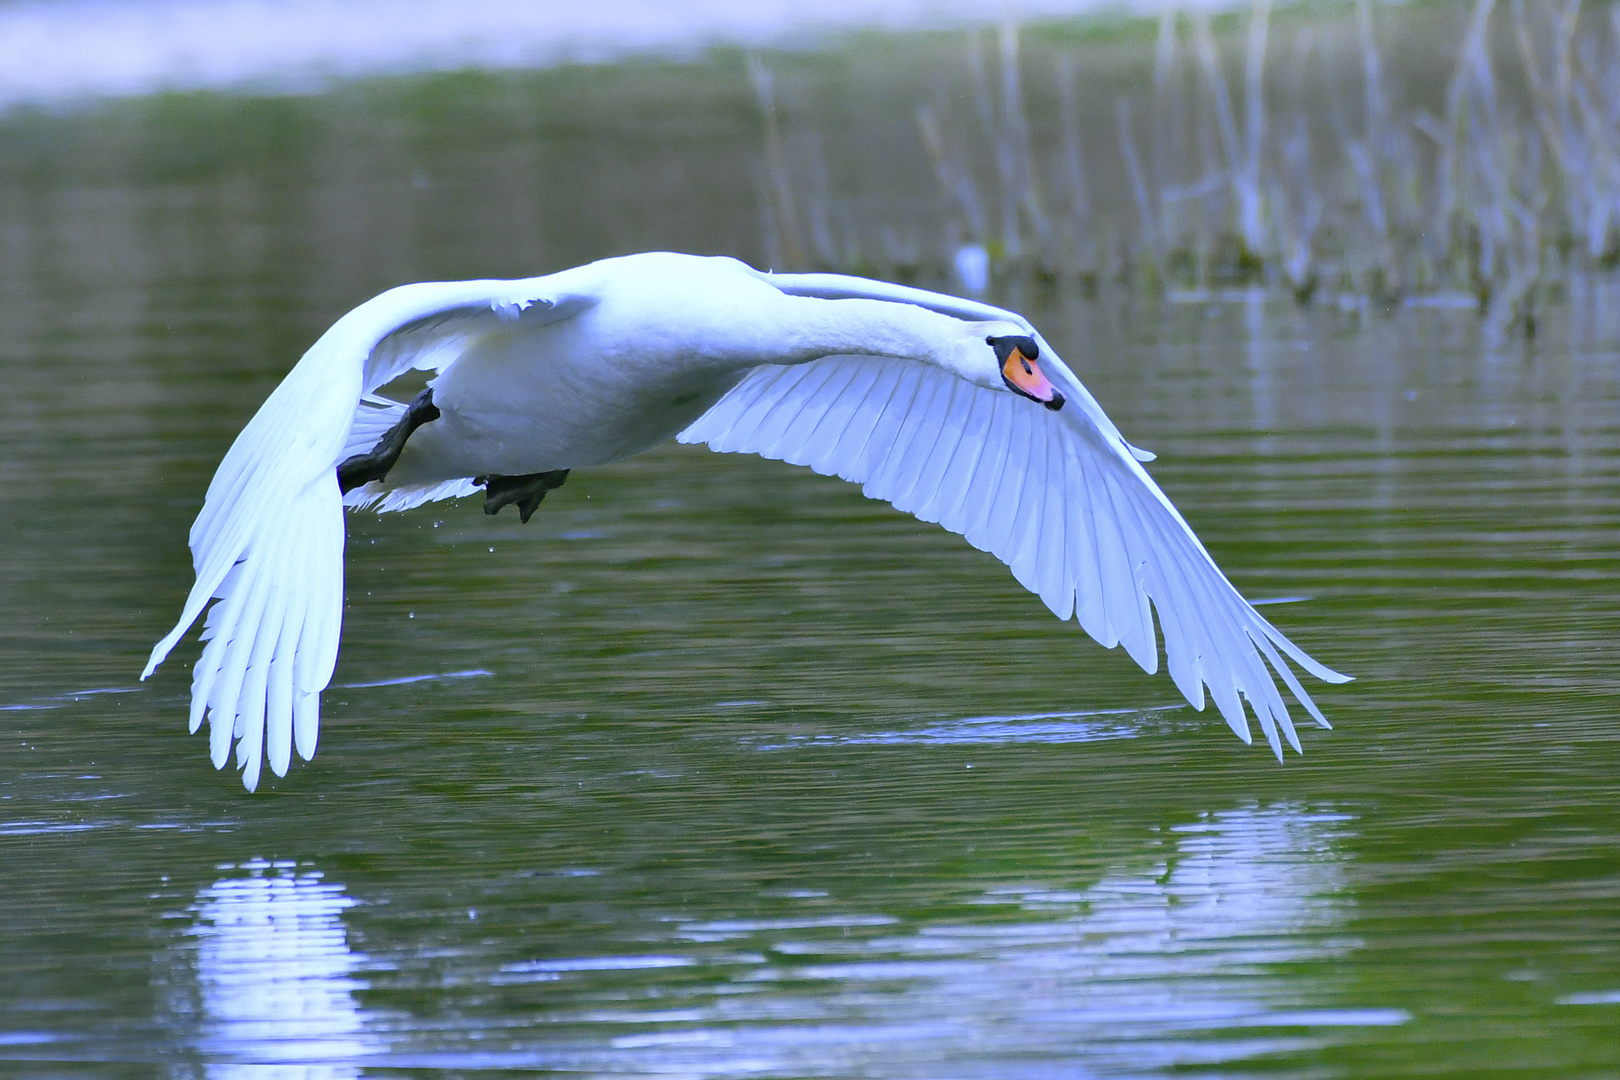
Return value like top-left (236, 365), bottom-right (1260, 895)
top-left (751, 0), bottom-right (1620, 334)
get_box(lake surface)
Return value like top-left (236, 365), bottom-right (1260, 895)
top-left (3, 45), bottom-right (1620, 1080)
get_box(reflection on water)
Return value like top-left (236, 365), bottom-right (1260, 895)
top-left (131, 806), bottom-right (1390, 1075)
top-left (332, 668), bottom-right (491, 690)
top-left (752, 705), bottom-right (1195, 747)
top-left (453, 803), bottom-right (1396, 1074)
top-left (1559, 991), bottom-right (1620, 1005)
top-left (127, 805), bottom-right (1382, 1073)
top-left (185, 860), bottom-right (373, 1077)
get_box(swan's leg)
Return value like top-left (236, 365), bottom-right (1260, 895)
top-left (336, 388), bottom-right (442, 494)
top-left (479, 470), bottom-right (571, 523)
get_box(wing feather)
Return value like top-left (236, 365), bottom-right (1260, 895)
top-left (232, 554), bottom-right (285, 788)
top-left (204, 544), bottom-right (272, 769)
top-left (906, 380), bottom-right (975, 524)
top-left (933, 391), bottom-right (997, 539)
top-left (1037, 435), bottom-right (1073, 621)
top-left (951, 393), bottom-right (1012, 553)
top-left (759, 361), bottom-right (850, 461)
top-left (710, 365), bottom-right (799, 453)
top-left (1110, 473), bottom-right (1251, 737)
top-left (680, 353), bottom-right (1346, 756)
top-left (264, 550), bottom-right (306, 778)
top-left (344, 477), bottom-right (481, 513)
top-left (806, 364), bottom-right (883, 475)
top-left (853, 362), bottom-right (925, 481)
top-left (1100, 467), bottom-right (1159, 672)
top-left (978, 399), bottom-right (1031, 564)
top-left (264, 616), bottom-right (296, 778)
top-left (820, 380), bottom-right (883, 472)
top-left (1003, 412), bottom-right (1048, 603)
top-left (1062, 439), bottom-right (1106, 649)
top-left (788, 360), bottom-right (867, 460)
top-left (875, 366), bottom-right (955, 506)
top-left (359, 289), bottom-right (596, 393)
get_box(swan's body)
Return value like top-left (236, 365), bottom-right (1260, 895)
top-left (143, 251), bottom-right (1349, 790)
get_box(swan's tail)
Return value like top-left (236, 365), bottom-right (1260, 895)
top-left (143, 340), bottom-right (358, 791)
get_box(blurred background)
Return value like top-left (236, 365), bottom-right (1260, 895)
top-left (2, 1), bottom-right (1619, 1076)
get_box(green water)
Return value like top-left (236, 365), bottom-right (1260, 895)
top-left (3, 47), bottom-right (1620, 1080)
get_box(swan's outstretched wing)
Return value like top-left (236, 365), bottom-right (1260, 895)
top-left (757, 269), bottom-right (1158, 463)
top-left (358, 288), bottom-right (597, 392)
top-left (142, 276), bottom-right (595, 790)
top-left (679, 345), bottom-right (1348, 758)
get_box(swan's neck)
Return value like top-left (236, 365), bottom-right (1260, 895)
top-left (767, 296), bottom-right (966, 371)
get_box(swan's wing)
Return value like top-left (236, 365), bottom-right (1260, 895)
top-left (755, 269), bottom-right (1157, 463)
top-left (143, 274), bottom-right (595, 789)
top-left (337, 285), bottom-right (598, 515)
top-left (359, 287), bottom-right (597, 392)
top-left (678, 353), bottom-right (1349, 758)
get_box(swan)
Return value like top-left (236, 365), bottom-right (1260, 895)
top-left (141, 251), bottom-right (1349, 790)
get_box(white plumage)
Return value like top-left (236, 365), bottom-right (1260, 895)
top-left (143, 251), bottom-right (1349, 790)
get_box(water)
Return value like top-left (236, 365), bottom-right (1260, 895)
top-left (4, 49), bottom-right (1620, 1080)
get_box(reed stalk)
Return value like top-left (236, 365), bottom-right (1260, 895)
top-left (750, 0), bottom-right (1620, 333)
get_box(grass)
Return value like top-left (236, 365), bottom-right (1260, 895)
top-left (752, 0), bottom-right (1620, 335)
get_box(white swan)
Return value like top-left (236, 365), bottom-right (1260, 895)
top-left (142, 251), bottom-right (1349, 790)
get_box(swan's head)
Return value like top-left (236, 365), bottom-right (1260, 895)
top-left (985, 333), bottom-right (1065, 412)
top-left (935, 321), bottom-right (1066, 411)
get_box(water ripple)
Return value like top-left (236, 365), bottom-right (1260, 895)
top-left (750, 706), bottom-right (1190, 749)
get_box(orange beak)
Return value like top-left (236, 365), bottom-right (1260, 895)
top-left (1001, 345), bottom-right (1065, 411)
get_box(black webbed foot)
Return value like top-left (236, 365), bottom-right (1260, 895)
top-left (336, 388), bottom-right (442, 494)
top-left (479, 469), bottom-right (571, 523)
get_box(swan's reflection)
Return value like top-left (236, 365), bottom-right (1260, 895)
top-left (187, 859), bottom-right (374, 1077)
top-left (504, 802), bottom-right (1401, 1073)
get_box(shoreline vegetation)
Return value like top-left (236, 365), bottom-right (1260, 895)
top-left (751, 0), bottom-right (1620, 336)
top-left (7, 1), bottom-right (1619, 343)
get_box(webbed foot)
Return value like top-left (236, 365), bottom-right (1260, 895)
top-left (336, 388), bottom-right (442, 494)
top-left (479, 469), bottom-right (571, 523)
